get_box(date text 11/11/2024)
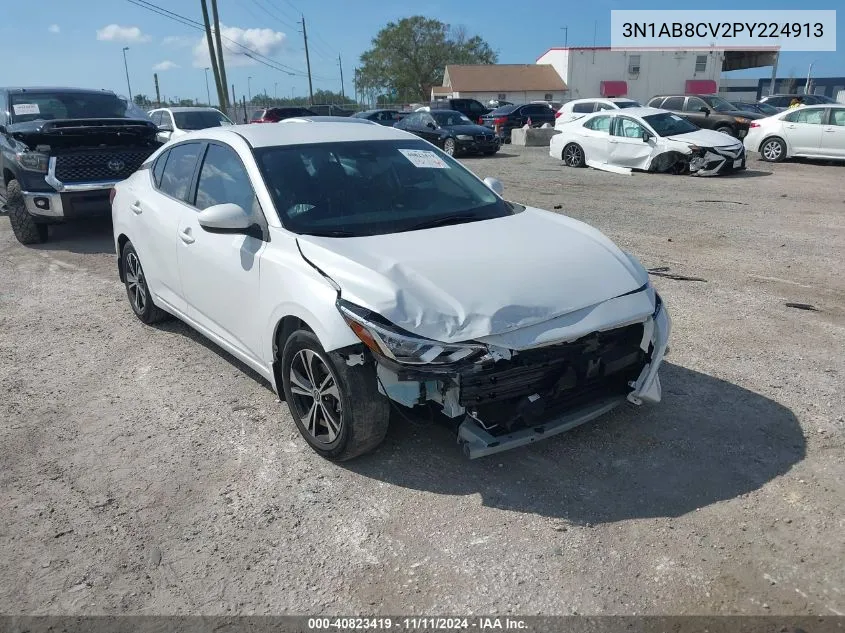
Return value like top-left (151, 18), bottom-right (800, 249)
top-left (307, 617), bottom-right (529, 630)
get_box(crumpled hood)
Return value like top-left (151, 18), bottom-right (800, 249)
top-left (665, 128), bottom-right (743, 148)
top-left (297, 208), bottom-right (649, 344)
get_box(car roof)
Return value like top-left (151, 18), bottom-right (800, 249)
top-left (1, 86), bottom-right (118, 94)
top-left (580, 106), bottom-right (667, 118)
top-left (175, 121), bottom-right (413, 148)
top-left (153, 106), bottom-right (222, 112)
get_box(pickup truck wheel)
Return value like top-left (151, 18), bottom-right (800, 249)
top-left (121, 241), bottom-right (169, 324)
top-left (6, 180), bottom-right (48, 245)
top-left (281, 330), bottom-right (390, 461)
top-left (715, 125), bottom-right (735, 137)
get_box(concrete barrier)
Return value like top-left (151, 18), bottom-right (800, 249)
top-left (510, 127), bottom-right (560, 147)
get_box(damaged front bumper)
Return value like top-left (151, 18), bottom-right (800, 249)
top-left (687, 144), bottom-right (746, 176)
top-left (374, 296), bottom-right (671, 459)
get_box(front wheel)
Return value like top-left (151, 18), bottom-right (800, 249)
top-left (562, 143), bottom-right (586, 167)
top-left (281, 330), bottom-right (390, 461)
top-left (760, 137), bottom-right (786, 162)
top-left (121, 241), bottom-right (170, 324)
top-left (6, 180), bottom-right (48, 245)
top-left (443, 138), bottom-right (457, 156)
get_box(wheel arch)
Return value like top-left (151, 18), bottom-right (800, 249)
top-left (116, 233), bottom-right (130, 282)
top-left (760, 134), bottom-right (789, 158)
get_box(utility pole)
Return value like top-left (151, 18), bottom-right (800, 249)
top-left (561, 26), bottom-right (568, 48)
top-left (204, 68), bottom-right (211, 105)
top-left (153, 73), bottom-right (161, 106)
top-left (804, 61), bottom-right (816, 95)
top-left (122, 47), bottom-right (133, 100)
top-left (210, 0), bottom-right (229, 108)
top-left (338, 54), bottom-right (345, 98)
top-left (247, 76), bottom-right (252, 102)
top-left (768, 51), bottom-right (779, 96)
top-left (301, 16), bottom-right (314, 105)
top-left (200, 0), bottom-right (224, 108)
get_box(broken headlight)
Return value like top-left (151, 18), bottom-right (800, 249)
top-left (337, 300), bottom-right (486, 365)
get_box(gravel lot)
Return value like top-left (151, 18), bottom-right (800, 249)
top-left (1, 148), bottom-right (843, 616)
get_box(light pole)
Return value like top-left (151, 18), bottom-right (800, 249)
top-left (804, 61), bottom-right (816, 95)
top-left (122, 47), bottom-right (132, 101)
top-left (247, 76), bottom-right (252, 102)
top-left (561, 26), bottom-right (568, 48)
top-left (204, 68), bottom-right (211, 105)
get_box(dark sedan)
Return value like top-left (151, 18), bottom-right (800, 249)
top-left (730, 101), bottom-right (780, 116)
top-left (394, 110), bottom-right (499, 156)
top-left (479, 103), bottom-right (556, 142)
top-left (352, 109), bottom-right (404, 126)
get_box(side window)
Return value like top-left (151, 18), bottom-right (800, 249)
top-left (468, 101), bottom-right (485, 114)
top-left (685, 97), bottom-right (707, 112)
top-left (647, 97), bottom-right (664, 108)
top-left (152, 150), bottom-right (169, 187)
top-left (573, 102), bottom-right (594, 113)
top-left (662, 97), bottom-right (685, 110)
top-left (584, 115), bottom-right (612, 133)
top-left (194, 144), bottom-right (258, 214)
top-left (613, 117), bottom-right (646, 138)
top-left (596, 102), bottom-right (614, 111)
top-left (158, 142), bottom-right (201, 201)
top-left (794, 108), bottom-right (824, 124)
top-left (830, 109), bottom-right (845, 126)
top-left (161, 111), bottom-right (174, 127)
top-left (150, 111), bottom-right (161, 126)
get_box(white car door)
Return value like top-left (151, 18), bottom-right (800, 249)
top-left (782, 107), bottom-right (825, 154)
top-left (607, 116), bottom-right (653, 168)
top-left (820, 108), bottom-right (845, 157)
top-left (130, 142), bottom-right (203, 313)
top-left (578, 114), bottom-right (613, 162)
top-left (176, 142), bottom-right (267, 362)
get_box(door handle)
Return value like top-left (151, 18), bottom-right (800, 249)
top-left (785, 124), bottom-right (797, 129)
top-left (608, 139), bottom-right (619, 143)
top-left (179, 228), bottom-right (195, 244)
top-left (823, 127), bottom-right (836, 132)
top-left (130, 201), bottom-right (143, 215)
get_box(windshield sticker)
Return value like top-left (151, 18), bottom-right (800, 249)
top-left (13, 103), bottom-right (40, 116)
top-left (398, 149), bottom-right (450, 169)
top-left (669, 115), bottom-right (684, 121)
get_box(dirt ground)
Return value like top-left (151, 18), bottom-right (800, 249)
top-left (1, 148), bottom-right (843, 616)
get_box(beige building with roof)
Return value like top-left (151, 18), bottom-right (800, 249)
top-left (431, 64), bottom-right (568, 103)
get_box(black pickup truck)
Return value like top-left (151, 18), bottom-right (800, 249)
top-left (0, 87), bottom-right (160, 244)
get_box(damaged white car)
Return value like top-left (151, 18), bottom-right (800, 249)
top-left (112, 122), bottom-right (670, 460)
top-left (550, 107), bottom-right (747, 176)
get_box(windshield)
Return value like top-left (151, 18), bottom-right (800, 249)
top-left (9, 91), bottom-right (129, 123)
top-left (173, 110), bottom-right (232, 130)
top-left (255, 139), bottom-right (512, 237)
top-left (431, 111), bottom-right (473, 126)
top-left (756, 103), bottom-right (779, 115)
top-left (702, 95), bottom-right (739, 112)
top-left (642, 112), bottom-right (699, 136)
top-left (616, 101), bottom-right (641, 108)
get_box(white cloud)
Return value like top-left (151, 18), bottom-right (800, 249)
top-left (152, 60), bottom-right (180, 71)
top-left (96, 24), bottom-right (151, 43)
top-left (163, 35), bottom-right (195, 48)
top-left (48, 24), bottom-right (60, 34)
top-left (192, 25), bottom-right (286, 68)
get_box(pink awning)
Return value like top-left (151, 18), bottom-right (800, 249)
top-left (685, 79), bottom-right (718, 94)
top-left (600, 81), bottom-right (627, 97)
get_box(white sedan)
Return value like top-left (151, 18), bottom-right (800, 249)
top-left (111, 122), bottom-right (670, 460)
top-left (148, 107), bottom-right (233, 144)
top-left (550, 107), bottom-right (746, 176)
top-left (744, 104), bottom-right (845, 162)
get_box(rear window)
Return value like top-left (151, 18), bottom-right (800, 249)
top-left (174, 110), bottom-right (232, 130)
top-left (572, 102), bottom-right (595, 113)
top-left (491, 105), bottom-right (518, 115)
top-left (616, 101), bottom-right (640, 108)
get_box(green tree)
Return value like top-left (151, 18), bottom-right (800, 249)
top-left (133, 94), bottom-right (151, 106)
top-left (358, 17), bottom-right (497, 103)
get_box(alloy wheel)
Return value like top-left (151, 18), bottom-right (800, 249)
top-left (564, 144), bottom-right (583, 166)
top-left (762, 140), bottom-right (782, 161)
top-left (124, 252), bottom-right (147, 314)
top-left (288, 349), bottom-right (343, 444)
top-left (444, 139), bottom-right (456, 156)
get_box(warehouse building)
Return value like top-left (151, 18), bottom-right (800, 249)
top-left (431, 64), bottom-right (568, 104)
top-left (536, 47), bottom-right (779, 104)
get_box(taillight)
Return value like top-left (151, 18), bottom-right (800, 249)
top-left (493, 117), bottom-right (507, 125)
top-left (109, 187), bottom-right (116, 205)
top-left (478, 117), bottom-right (484, 124)
top-left (749, 121), bottom-right (760, 128)
top-left (555, 110), bottom-right (563, 118)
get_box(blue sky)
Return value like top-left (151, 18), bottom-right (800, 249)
top-left (0, 0), bottom-right (841, 102)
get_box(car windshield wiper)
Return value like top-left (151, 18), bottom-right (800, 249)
top-left (300, 229), bottom-right (356, 238)
top-left (404, 215), bottom-right (482, 232)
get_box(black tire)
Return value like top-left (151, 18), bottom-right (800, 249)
top-left (120, 241), bottom-right (170, 324)
top-left (281, 330), bottom-right (390, 461)
top-left (562, 143), bottom-right (586, 168)
top-left (443, 138), bottom-right (458, 156)
top-left (759, 136), bottom-right (787, 163)
top-left (6, 180), bottom-right (47, 245)
top-left (714, 125), bottom-right (735, 137)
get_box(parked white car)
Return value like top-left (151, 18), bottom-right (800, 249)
top-left (147, 107), bottom-right (233, 144)
top-left (550, 107), bottom-right (746, 176)
top-left (111, 122), bottom-right (670, 460)
top-left (744, 104), bottom-right (845, 162)
top-left (555, 98), bottom-right (641, 127)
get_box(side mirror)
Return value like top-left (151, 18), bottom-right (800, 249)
top-left (642, 131), bottom-right (652, 142)
top-left (483, 176), bottom-right (504, 196)
top-left (700, 106), bottom-right (710, 115)
top-left (197, 203), bottom-right (254, 234)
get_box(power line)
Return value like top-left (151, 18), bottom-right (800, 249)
top-left (246, 0), bottom-right (298, 31)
